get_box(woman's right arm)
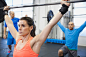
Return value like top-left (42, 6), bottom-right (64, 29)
top-left (4, 7), bottom-right (19, 40)
top-left (4, 15), bottom-right (19, 40)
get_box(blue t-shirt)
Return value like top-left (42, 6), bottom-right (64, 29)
top-left (4, 17), bottom-right (20, 38)
top-left (57, 21), bottom-right (86, 50)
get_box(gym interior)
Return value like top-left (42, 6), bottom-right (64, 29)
top-left (0, 0), bottom-right (86, 57)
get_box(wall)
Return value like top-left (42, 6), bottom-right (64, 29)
top-left (78, 36), bottom-right (86, 46)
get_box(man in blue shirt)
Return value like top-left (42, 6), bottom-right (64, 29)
top-left (57, 21), bottom-right (86, 57)
top-left (3, 11), bottom-right (19, 55)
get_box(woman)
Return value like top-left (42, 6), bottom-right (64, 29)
top-left (3, 0), bottom-right (70, 57)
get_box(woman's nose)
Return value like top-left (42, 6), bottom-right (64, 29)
top-left (19, 26), bottom-right (22, 30)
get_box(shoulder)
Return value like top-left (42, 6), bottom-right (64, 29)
top-left (14, 17), bottom-right (20, 20)
top-left (73, 27), bottom-right (78, 30)
top-left (65, 28), bottom-right (68, 30)
top-left (14, 17), bottom-right (20, 21)
top-left (4, 21), bottom-right (6, 24)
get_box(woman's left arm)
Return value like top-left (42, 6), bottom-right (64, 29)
top-left (35, 0), bottom-right (70, 46)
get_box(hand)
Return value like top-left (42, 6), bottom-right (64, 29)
top-left (61, 0), bottom-right (70, 7)
top-left (3, 35), bottom-right (6, 39)
top-left (3, 6), bottom-right (10, 11)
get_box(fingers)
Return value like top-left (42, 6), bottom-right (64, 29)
top-left (4, 38), bottom-right (6, 39)
top-left (4, 6), bottom-right (10, 11)
top-left (61, 0), bottom-right (70, 6)
top-left (3, 35), bottom-right (6, 39)
top-left (4, 37), bottom-right (6, 39)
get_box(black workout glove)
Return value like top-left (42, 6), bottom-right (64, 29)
top-left (59, 4), bottom-right (69, 15)
top-left (3, 10), bottom-right (8, 16)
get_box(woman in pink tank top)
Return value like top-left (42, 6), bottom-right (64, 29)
top-left (4, 0), bottom-right (70, 57)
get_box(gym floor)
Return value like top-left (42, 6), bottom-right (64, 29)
top-left (0, 38), bottom-right (86, 57)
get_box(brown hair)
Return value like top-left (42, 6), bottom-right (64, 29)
top-left (20, 17), bottom-right (36, 37)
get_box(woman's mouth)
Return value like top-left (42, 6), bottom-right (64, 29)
top-left (19, 32), bottom-right (22, 34)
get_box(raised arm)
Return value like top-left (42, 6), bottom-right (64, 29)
top-left (78, 21), bottom-right (86, 33)
top-left (3, 7), bottom-right (19, 40)
top-left (57, 21), bottom-right (66, 33)
top-left (35, 0), bottom-right (70, 45)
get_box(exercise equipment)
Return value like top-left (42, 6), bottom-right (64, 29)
top-left (0, 0), bottom-right (7, 23)
top-left (45, 38), bottom-right (66, 44)
top-left (0, 0), bottom-right (86, 23)
top-left (47, 10), bottom-right (54, 23)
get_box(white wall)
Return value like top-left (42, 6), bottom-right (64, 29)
top-left (78, 36), bottom-right (86, 46)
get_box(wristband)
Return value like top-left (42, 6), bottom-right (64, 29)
top-left (3, 10), bottom-right (8, 16)
top-left (59, 4), bottom-right (69, 15)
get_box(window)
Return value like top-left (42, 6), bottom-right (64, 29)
top-left (74, 2), bottom-right (86, 36)
top-left (5, 0), bottom-right (33, 18)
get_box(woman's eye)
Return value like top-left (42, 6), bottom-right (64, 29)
top-left (18, 25), bottom-right (20, 27)
top-left (22, 25), bottom-right (25, 27)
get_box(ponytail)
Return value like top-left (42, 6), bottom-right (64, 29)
top-left (20, 17), bottom-right (36, 37)
top-left (30, 24), bottom-right (36, 37)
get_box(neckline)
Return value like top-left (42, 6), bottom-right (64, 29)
top-left (15, 37), bottom-right (33, 51)
top-left (68, 29), bottom-right (74, 31)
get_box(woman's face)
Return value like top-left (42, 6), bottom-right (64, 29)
top-left (18, 20), bottom-right (33, 36)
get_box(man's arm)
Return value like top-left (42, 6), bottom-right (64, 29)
top-left (78, 21), bottom-right (86, 33)
top-left (57, 21), bottom-right (66, 33)
top-left (3, 21), bottom-right (7, 39)
top-left (3, 27), bottom-right (7, 39)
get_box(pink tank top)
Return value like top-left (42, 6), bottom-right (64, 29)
top-left (13, 37), bottom-right (39, 57)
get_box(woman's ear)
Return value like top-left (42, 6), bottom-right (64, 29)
top-left (30, 25), bottom-right (33, 31)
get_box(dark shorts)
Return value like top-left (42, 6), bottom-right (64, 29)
top-left (59, 45), bottom-right (77, 57)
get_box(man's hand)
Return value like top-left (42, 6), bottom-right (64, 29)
top-left (3, 34), bottom-right (6, 39)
